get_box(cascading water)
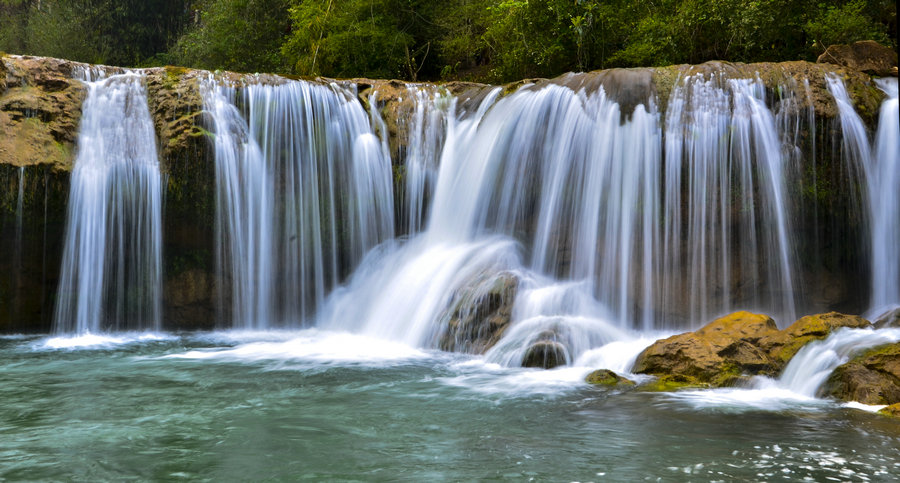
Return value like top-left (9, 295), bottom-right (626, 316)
top-left (396, 86), bottom-right (452, 235)
top-left (194, 66), bottom-right (897, 371)
top-left (776, 327), bottom-right (900, 397)
top-left (868, 78), bottom-right (899, 311)
top-left (826, 75), bottom-right (900, 313)
top-left (53, 73), bottom-right (164, 334)
top-left (201, 78), bottom-right (394, 329)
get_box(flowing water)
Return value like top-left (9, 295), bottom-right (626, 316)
top-left (3, 64), bottom-right (900, 478)
top-left (201, 78), bottom-right (394, 329)
top-left (1, 334), bottom-right (898, 481)
top-left (52, 73), bottom-right (164, 334)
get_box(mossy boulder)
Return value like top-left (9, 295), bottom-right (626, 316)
top-left (632, 311), bottom-right (872, 388)
top-left (879, 403), bottom-right (900, 418)
top-left (822, 343), bottom-right (900, 405)
top-left (585, 369), bottom-right (635, 387)
top-left (632, 311), bottom-right (780, 387)
top-left (817, 40), bottom-right (898, 77)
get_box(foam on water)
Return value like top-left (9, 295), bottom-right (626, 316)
top-left (166, 330), bottom-right (428, 365)
top-left (38, 332), bottom-right (175, 350)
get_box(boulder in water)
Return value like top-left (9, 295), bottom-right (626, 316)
top-left (822, 343), bottom-right (900, 405)
top-left (632, 311), bottom-right (872, 388)
top-left (521, 340), bottom-right (567, 369)
top-left (817, 40), bottom-right (898, 77)
top-left (873, 307), bottom-right (900, 329)
top-left (632, 311), bottom-right (780, 387)
top-left (585, 369), bottom-right (635, 387)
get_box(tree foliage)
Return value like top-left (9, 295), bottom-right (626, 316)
top-left (1, 0), bottom-right (896, 82)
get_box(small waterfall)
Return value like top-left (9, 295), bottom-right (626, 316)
top-left (201, 78), bottom-right (394, 329)
top-left (397, 86), bottom-right (452, 235)
top-left (53, 73), bottom-right (164, 334)
top-left (662, 75), bottom-right (797, 327)
top-left (869, 79), bottom-right (899, 310)
top-left (776, 327), bottom-right (900, 397)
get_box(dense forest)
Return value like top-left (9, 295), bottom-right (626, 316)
top-left (1, 0), bottom-right (897, 82)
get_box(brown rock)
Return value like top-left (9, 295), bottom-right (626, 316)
top-left (632, 311), bottom-right (779, 385)
top-left (822, 343), bottom-right (900, 405)
top-left (633, 311), bottom-right (872, 388)
top-left (817, 41), bottom-right (898, 77)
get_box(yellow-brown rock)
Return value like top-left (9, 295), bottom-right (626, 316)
top-left (632, 311), bottom-right (872, 388)
top-left (823, 343), bottom-right (900, 405)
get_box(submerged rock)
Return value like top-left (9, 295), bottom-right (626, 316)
top-left (585, 369), bottom-right (635, 387)
top-left (521, 339), bottom-right (567, 369)
top-left (632, 311), bottom-right (872, 388)
top-left (817, 40), bottom-right (899, 77)
top-left (822, 343), bottom-right (900, 405)
top-left (873, 307), bottom-right (900, 329)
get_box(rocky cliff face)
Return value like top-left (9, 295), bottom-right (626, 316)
top-left (0, 51), bottom-right (895, 332)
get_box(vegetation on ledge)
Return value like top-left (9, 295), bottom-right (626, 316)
top-left (1, 0), bottom-right (896, 83)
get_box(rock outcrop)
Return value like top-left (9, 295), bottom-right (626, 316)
top-left (632, 311), bottom-right (872, 388)
top-left (822, 343), bottom-right (900, 405)
top-left (817, 40), bottom-right (899, 77)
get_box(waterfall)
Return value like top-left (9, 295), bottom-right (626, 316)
top-left (869, 79), bottom-right (899, 311)
top-left (200, 78), bottom-right (395, 329)
top-left (53, 73), bottom-right (164, 334)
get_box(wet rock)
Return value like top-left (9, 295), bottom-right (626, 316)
top-left (822, 343), bottom-right (900, 405)
top-left (585, 369), bottom-right (635, 387)
top-left (439, 271), bottom-right (519, 354)
top-left (817, 41), bottom-right (898, 77)
top-left (873, 307), bottom-right (900, 329)
top-left (522, 339), bottom-right (567, 369)
top-left (632, 311), bottom-right (872, 388)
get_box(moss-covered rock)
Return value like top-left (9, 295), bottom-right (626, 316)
top-left (632, 311), bottom-right (872, 389)
top-left (817, 40), bottom-right (899, 77)
top-left (879, 403), bottom-right (900, 418)
top-left (585, 369), bottom-right (635, 387)
top-left (0, 55), bottom-right (87, 170)
top-left (822, 343), bottom-right (900, 405)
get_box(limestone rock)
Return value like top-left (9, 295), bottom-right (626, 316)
top-left (439, 271), bottom-right (519, 354)
top-left (585, 369), bottom-right (635, 386)
top-left (822, 343), bottom-right (900, 405)
top-left (874, 307), bottom-right (900, 329)
top-left (632, 311), bottom-right (872, 388)
top-left (817, 41), bottom-right (899, 77)
top-left (0, 55), bottom-right (87, 169)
